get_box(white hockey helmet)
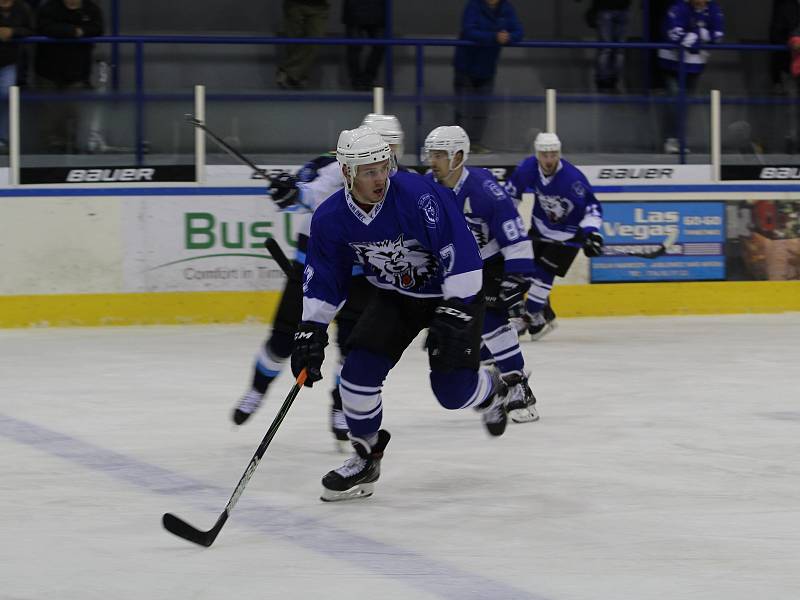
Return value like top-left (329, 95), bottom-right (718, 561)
top-left (422, 125), bottom-right (470, 172)
top-left (534, 132), bottom-right (562, 154)
top-left (362, 113), bottom-right (404, 146)
top-left (336, 126), bottom-right (392, 190)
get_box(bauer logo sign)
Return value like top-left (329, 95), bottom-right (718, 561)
top-left (721, 165), bottom-right (800, 181)
top-left (20, 165), bottom-right (195, 184)
top-left (581, 165), bottom-right (711, 185)
top-left (409, 164), bottom-right (711, 186)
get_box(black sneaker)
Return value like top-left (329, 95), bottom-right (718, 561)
top-left (321, 430), bottom-right (391, 502)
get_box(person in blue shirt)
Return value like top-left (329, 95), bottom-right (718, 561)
top-left (506, 133), bottom-right (604, 340)
top-left (453, 0), bottom-right (523, 153)
top-left (232, 115), bottom-right (405, 454)
top-left (423, 125), bottom-right (539, 423)
top-left (291, 126), bottom-right (509, 502)
top-left (658, 0), bottom-right (724, 153)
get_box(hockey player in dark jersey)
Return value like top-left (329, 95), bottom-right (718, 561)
top-left (505, 133), bottom-right (604, 340)
top-left (232, 115), bottom-right (407, 451)
top-left (291, 126), bottom-right (508, 502)
top-left (423, 125), bottom-right (539, 423)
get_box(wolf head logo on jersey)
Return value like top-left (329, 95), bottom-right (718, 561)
top-left (350, 234), bottom-right (437, 289)
top-left (537, 194), bottom-right (574, 224)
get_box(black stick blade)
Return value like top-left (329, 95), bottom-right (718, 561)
top-left (162, 512), bottom-right (225, 547)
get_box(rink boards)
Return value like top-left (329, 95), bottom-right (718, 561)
top-left (1, 164), bottom-right (799, 327)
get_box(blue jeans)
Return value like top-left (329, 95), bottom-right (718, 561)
top-left (595, 10), bottom-right (628, 89)
top-left (0, 64), bottom-right (17, 142)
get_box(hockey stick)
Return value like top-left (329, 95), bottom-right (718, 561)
top-left (162, 368), bottom-right (308, 547)
top-left (264, 237), bottom-right (295, 278)
top-left (264, 237), bottom-right (302, 282)
top-left (534, 229), bottom-right (679, 259)
top-left (184, 114), bottom-right (271, 180)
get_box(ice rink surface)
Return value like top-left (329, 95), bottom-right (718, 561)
top-left (1, 314), bottom-right (799, 600)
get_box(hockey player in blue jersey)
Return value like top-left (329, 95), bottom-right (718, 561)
top-left (291, 126), bottom-right (509, 502)
top-left (423, 125), bottom-right (539, 423)
top-left (232, 115), bottom-right (406, 451)
top-left (506, 132), bottom-right (604, 340)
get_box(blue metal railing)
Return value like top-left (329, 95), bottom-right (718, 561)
top-left (14, 35), bottom-right (792, 163)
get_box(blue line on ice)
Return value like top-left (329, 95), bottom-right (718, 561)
top-left (0, 414), bottom-right (552, 600)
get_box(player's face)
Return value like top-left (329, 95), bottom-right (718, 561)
top-left (352, 159), bottom-right (390, 204)
top-left (689, 0), bottom-right (708, 9)
top-left (427, 150), bottom-right (452, 181)
top-left (537, 150), bottom-right (560, 176)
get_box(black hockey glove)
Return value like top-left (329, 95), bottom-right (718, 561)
top-left (268, 172), bottom-right (300, 209)
top-left (427, 298), bottom-right (484, 372)
top-left (581, 231), bottom-right (604, 257)
top-left (291, 322), bottom-right (328, 387)
top-left (498, 274), bottom-right (531, 318)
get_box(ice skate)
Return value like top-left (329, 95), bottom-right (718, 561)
top-left (321, 430), bottom-right (390, 502)
top-left (526, 310), bottom-right (557, 341)
top-left (232, 389), bottom-right (263, 425)
top-left (475, 370), bottom-right (508, 436)
top-left (501, 372), bottom-right (539, 423)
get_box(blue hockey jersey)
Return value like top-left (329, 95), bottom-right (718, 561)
top-left (302, 170), bottom-right (484, 325)
top-left (506, 157), bottom-right (603, 242)
top-left (426, 166), bottom-right (534, 275)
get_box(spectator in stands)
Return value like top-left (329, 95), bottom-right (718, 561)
top-left (342, 0), bottom-right (385, 91)
top-left (657, 0), bottom-right (724, 154)
top-left (769, 0), bottom-right (800, 94)
top-left (580, 0), bottom-right (632, 92)
top-left (647, 0), bottom-right (674, 90)
top-left (453, 0), bottom-right (522, 154)
top-left (15, 0), bottom-right (41, 88)
top-left (0, 0), bottom-right (34, 149)
top-left (276, 0), bottom-right (330, 90)
top-left (34, 0), bottom-right (103, 153)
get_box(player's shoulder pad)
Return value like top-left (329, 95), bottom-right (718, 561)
top-left (466, 166), bottom-right (509, 202)
top-left (311, 188), bottom-right (347, 221)
top-left (560, 159), bottom-right (593, 197)
top-left (516, 154), bottom-right (540, 175)
top-left (298, 154), bottom-right (338, 183)
top-left (394, 170), bottom-right (454, 227)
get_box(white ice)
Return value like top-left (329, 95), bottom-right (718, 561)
top-left (1, 314), bottom-right (799, 600)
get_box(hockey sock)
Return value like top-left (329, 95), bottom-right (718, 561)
top-left (251, 332), bottom-right (292, 394)
top-left (430, 367), bottom-right (493, 410)
top-left (482, 309), bottom-right (525, 375)
top-left (339, 349), bottom-right (392, 437)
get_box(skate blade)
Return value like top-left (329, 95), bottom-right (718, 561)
top-left (509, 407), bottom-right (540, 423)
top-left (528, 321), bottom-right (556, 341)
top-left (320, 482), bottom-right (374, 502)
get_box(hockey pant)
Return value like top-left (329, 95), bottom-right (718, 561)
top-left (340, 289), bottom-right (495, 438)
